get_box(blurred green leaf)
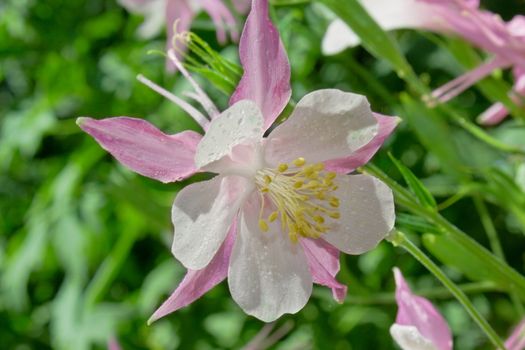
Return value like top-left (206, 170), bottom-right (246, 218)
top-left (389, 153), bottom-right (437, 210)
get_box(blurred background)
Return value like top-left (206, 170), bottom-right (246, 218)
top-left (2, 0), bottom-right (525, 349)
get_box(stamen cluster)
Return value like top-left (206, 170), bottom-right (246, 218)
top-left (254, 157), bottom-right (340, 243)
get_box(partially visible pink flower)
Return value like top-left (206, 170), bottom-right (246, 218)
top-left (322, 0), bottom-right (525, 125)
top-left (119, 0), bottom-right (250, 59)
top-left (391, 268), bottom-right (525, 350)
top-left (108, 337), bottom-right (122, 350)
top-left (390, 268), bottom-right (453, 350)
top-left (506, 318), bottom-right (525, 350)
top-left (79, 0), bottom-right (399, 322)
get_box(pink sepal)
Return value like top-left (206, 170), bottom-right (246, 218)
top-left (148, 222), bottom-right (236, 323)
top-left (77, 117), bottom-right (201, 183)
top-left (301, 238), bottom-right (347, 303)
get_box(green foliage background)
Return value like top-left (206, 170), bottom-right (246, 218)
top-left (2, 0), bottom-right (525, 349)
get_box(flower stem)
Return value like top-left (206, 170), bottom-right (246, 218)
top-left (473, 196), bottom-right (525, 317)
top-left (388, 230), bottom-right (507, 349)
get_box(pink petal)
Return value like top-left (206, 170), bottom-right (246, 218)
top-left (505, 318), bottom-right (525, 350)
top-left (77, 117), bottom-right (201, 183)
top-left (325, 113), bottom-right (400, 174)
top-left (149, 223), bottom-right (237, 324)
top-left (108, 337), bottom-right (122, 350)
top-left (232, 0), bottom-right (251, 15)
top-left (201, 0), bottom-right (239, 43)
top-left (229, 0), bottom-right (291, 130)
top-left (477, 102), bottom-right (509, 126)
top-left (300, 238), bottom-right (347, 303)
top-left (430, 57), bottom-right (511, 103)
top-left (393, 268), bottom-right (453, 350)
top-left (477, 67), bottom-right (525, 126)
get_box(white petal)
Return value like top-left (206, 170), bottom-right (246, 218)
top-left (118, 0), bottom-right (166, 39)
top-left (264, 89), bottom-right (378, 166)
top-left (228, 194), bottom-right (313, 322)
top-left (195, 100), bottom-right (264, 171)
top-left (390, 324), bottom-right (438, 350)
top-left (322, 20), bottom-right (361, 55)
top-left (323, 174), bottom-right (395, 254)
top-left (171, 175), bottom-right (250, 270)
top-left (322, 0), bottom-right (437, 55)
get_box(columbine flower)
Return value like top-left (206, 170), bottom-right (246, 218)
top-left (390, 268), bottom-right (453, 350)
top-left (118, 0), bottom-right (250, 52)
top-left (322, 0), bottom-right (525, 125)
top-left (78, 0), bottom-right (399, 322)
top-left (392, 268), bottom-right (525, 350)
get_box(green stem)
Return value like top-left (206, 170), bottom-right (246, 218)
top-left (362, 164), bottom-right (525, 299)
top-left (443, 109), bottom-right (525, 155)
top-left (389, 230), bottom-right (506, 349)
top-left (473, 196), bottom-right (506, 261)
top-left (473, 196), bottom-right (525, 317)
top-left (84, 226), bottom-right (140, 308)
top-left (437, 190), bottom-right (468, 211)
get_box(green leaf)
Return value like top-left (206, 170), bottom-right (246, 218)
top-left (422, 233), bottom-right (520, 294)
top-left (388, 153), bottom-right (437, 210)
top-left (400, 94), bottom-right (467, 179)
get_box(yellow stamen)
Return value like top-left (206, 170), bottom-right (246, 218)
top-left (278, 163), bottom-right (288, 172)
top-left (293, 157), bottom-right (306, 167)
top-left (259, 219), bottom-right (269, 232)
top-left (254, 159), bottom-right (341, 243)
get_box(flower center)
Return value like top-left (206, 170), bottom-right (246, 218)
top-left (254, 157), bottom-right (341, 243)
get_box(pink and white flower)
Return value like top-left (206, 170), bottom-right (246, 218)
top-left (79, 0), bottom-right (399, 322)
top-left (390, 268), bottom-right (453, 350)
top-left (118, 0), bottom-right (250, 54)
top-left (391, 268), bottom-right (525, 350)
top-left (505, 318), bottom-right (525, 350)
top-left (322, 0), bottom-right (525, 125)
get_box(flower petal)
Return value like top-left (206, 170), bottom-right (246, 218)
top-left (228, 194), bottom-right (312, 322)
top-left (325, 113), bottom-right (400, 174)
top-left (390, 324), bottom-right (438, 350)
top-left (505, 318), bottom-right (525, 350)
top-left (195, 100), bottom-right (263, 171)
top-left (118, 0), bottom-right (166, 39)
top-left (171, 175), bottom-right (249, 270)
top-left (201, 0), bottom-right (239, 43)
top-left (229, 0), bottom-right (291, 130)
top-left (322, 19), bottom-right (361, 55)
top-left (232, 0), bottom-right (251, 14)
top-left (323, 174), bottom-right (395, 255)
top-left (149, 224), bottom-right (236, 324)
top-left (265, 89), bottom-right (378, 166)
top-left (300, 238), bottom-right (347, 302)
top-left (77, 117), bottom-right (201, 183)
top-left (393, 268), bottom-right (453, 350)
top-left (321, 0), bottom-right (441, 55)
